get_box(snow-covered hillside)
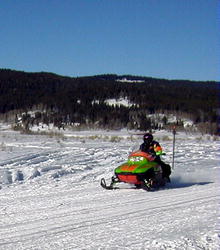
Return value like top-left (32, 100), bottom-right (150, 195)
top-left (0, 124), bottom-right (219, 249)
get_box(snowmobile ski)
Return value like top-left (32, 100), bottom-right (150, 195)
top-left (100, 178), bottom-right (119, 190)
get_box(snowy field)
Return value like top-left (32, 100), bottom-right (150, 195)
top-left (0, 123), bottom-right (219, 250)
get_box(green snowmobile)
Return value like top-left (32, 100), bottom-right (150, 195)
top-left (101, 150), bottom-right (169, 191)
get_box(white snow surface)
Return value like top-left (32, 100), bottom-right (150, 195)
top-left (105, 97), bottom-right (135, 108)
top-left (116, 78), bottom-right (145, 83)
top-left (0, 124), bottom-right (219, 249)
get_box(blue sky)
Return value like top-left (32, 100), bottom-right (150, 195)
top-left (0, 0), bottom-right (219, 81)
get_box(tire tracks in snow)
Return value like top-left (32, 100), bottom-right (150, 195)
top-left (0, 182), bottom-right (218, 247)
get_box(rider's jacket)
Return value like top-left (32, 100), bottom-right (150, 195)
top-left (140, 140), bottom-right (163, 156)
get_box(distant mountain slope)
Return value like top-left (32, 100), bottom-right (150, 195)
top-left (0, 69), bottom-right (218, 134)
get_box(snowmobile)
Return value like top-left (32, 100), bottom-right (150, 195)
top-left (100, 150), bottom-right (169, 191)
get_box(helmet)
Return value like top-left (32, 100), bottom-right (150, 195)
top-left (143, 133), bottom-right (153, 144)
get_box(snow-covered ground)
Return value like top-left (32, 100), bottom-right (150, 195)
top-left (0, 124), bottom-right (219, 249)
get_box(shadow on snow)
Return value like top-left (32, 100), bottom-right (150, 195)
top-left (169, 177), bottom-right (213, 189)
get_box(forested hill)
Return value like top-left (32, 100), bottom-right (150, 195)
top-left (0, 69), bottom-right (218, 134)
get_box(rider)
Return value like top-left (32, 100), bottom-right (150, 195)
top-left (140, 133), bottom-right (171, 182)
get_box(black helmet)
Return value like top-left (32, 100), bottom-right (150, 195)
top-left (143, 133), bottom-right (153, 144)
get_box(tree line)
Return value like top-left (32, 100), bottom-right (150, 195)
top-left (0, 69), bottom-right (219, 134)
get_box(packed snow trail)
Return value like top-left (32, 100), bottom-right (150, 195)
top-left (0, 126), bottom-right (219, 249)
top-left (0, 178), bottom-right (218, 249)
